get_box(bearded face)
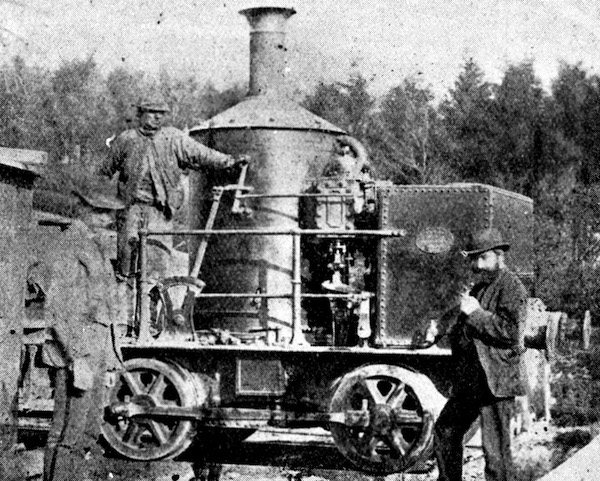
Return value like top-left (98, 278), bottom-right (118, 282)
top-left (470, 250), bottom-right (503, 282)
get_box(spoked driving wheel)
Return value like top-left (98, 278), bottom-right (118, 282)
top-left (328, 364), bottom-right (445, 474)
top-left (102, 358), bottom-right (205, 461)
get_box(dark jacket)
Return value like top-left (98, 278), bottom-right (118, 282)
top-left (41, 221), bottom-right (120, 380)
top-left (443, 268), bottom-right (528, 398)
top-left (101, 126), bottom-right (234, 214)
top-left (467, 268), bottom-right (527, 397)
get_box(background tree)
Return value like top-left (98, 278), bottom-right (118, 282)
top-left (156, 71), bottom-right (244, 131)
top-left (546, 64), bottom-right (600, 313)
top-left (106, 66), bottom-right (149, 134)
top-left (438, 59), bottom-right (499, 185)
top-left (493, 61), bottom-right (556, 195)
top-left (303, 73), bottom-right (447, 183)
top-left (49, 57), bottom-right (113, 165)
top-left (0, 56), bottom-right (52, 152)
top-left (302, 72), bottom-right (374, 139)
top-left (373, 77), bottom-right (449, 183)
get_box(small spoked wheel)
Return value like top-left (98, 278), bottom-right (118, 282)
top-left (102, 358), bottom-right (205, 461)
top-left (328, 364), bottom-right (444, 474)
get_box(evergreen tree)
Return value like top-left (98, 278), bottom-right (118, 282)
top-left (302, 72), bottom-right (374, 139)
top-left (439, 59), bottom-right (499, 185)
top-left (493, 61), bottom-right (550, 194)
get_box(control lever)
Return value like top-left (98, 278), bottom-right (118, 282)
top-left (190, 163), bottom-right (253, 279)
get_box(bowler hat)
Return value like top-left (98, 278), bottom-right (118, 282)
top-left (137, 94), bottom-right (170, 113)
top-left (461, 228), bottom-right (510, 257)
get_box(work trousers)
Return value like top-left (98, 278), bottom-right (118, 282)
top-left (43, 360), bottom-right (107, 481)
top-left (434, 392), bottom-right (515, 481)
top-left (116, 203), bottom-right (174, 280)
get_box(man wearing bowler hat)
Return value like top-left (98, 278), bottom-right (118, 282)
top-left (430, 228), bottom-right (528, 481)
top-left (100, 94), bottom-right (249, 282)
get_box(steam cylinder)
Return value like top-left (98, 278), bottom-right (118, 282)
top-left (189, 7), bottom-right (345, 337)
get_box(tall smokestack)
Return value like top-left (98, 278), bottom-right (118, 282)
top-left (240, 7), bottom-right (296, 97)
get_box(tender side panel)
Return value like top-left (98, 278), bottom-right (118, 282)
top-left (490, 189), bottom-right (534, 284)
top-left (376, 184), bottom-right (533, 346)
top-left (376, 185), bottom-right (488, 346)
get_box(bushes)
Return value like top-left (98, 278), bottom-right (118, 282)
top-left (551, 348), bottom-right (600, 426)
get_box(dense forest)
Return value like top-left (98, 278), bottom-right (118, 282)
top-left (1, 55), bottom-right (599, 317)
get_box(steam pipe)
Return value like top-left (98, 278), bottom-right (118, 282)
top-left (240, 7), bottom-right (296, 96)
top-left (336, 135), bottom-right (370, 174)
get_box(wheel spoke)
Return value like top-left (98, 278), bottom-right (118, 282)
top-left (384, 432), bottom-right (404, 458)
top-left (148, 420), bottom-right (170, 445)
top-left (396, 429), bottom-right (414, 454)
top-left (392, 407), bottom-right (423, 425)
top-left (388, 383), bottom-right (407, 407)
top-left (329, 410), bottom-right (369, 428)
top-left (121, 372), bottom-right (145, 396)
top-left (364, 377), bottom-right (406, 406)
top-left (358, 431), bottom-right (379, 459)
top-left (364, 379), bottom-right (387, 405)
top-left (122, 421), bottom-right (141, 444)
top-left (148, 373), bottom-right (168, 400)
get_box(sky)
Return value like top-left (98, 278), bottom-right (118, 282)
top-left (2, 0), bottom-right (600, 99)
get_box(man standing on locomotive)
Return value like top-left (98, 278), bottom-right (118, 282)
top-left (430, 228), bottom-right (528, 481)
top-left (100, 94), bottom-right (248, 282)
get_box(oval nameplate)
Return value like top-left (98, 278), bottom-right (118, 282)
top-left (416, 227), bottom-right (454, 254)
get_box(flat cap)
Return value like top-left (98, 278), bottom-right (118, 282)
top-left (137, 94), bottom-right (170, 113)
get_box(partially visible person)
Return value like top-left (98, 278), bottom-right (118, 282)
top-left (427, 228), bottom-right (528, 481)
top-left (100, 94), bottom-right (248, 282)
top-left (40, 217), bottom-right (120, 481)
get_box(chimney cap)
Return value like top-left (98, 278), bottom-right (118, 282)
top-left (239, 6), bottom-right (296, 28)
top-left (239, 6), bottom-right (297, 16)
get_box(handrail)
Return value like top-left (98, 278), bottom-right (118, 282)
top-left (142, 228), bottom-right (405, 237)
top-left (135, 228), bottom-right (404, 346)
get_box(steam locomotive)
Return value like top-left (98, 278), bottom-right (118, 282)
top-left (13, 6), bottom-right (548, 476)
top-left (96, 7), bottom-right (539, 475)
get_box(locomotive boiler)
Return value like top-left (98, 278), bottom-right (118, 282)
top-left (93, 6), bottom-right (541, 475)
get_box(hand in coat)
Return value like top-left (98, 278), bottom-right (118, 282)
top-left (460, 295), bottom-right (481, 315)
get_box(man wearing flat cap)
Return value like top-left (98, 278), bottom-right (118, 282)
top-left (100, 94), bottom-right (248, 282)
top-left (430, 228), bottom-right (528, 481)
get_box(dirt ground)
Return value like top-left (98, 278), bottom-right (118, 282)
top-left (9, 421), bottom-right (594, 481)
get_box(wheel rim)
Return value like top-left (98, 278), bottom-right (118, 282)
top-left (102, 358), bottom-right (204, 461)
top-left (329, 364), bottom-right (443, 474)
